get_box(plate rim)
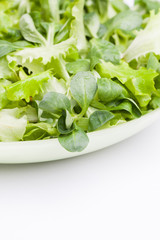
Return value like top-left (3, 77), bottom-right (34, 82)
top-left (0, 108), bottom-right (160, 163)
top-left (0, 108), bottom-right (160, 146)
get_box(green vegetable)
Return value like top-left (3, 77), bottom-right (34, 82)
top-left (20, 14), bottom-right (47, 45)
top-left (23, 122), bottom-right (58, 141)
top-left (57, 112), bottom-right (75, 135)
top-left (88, 110), bottom-right (114, 132)
top-left (103, 10), bottom-right (142, 40)
top-left (0, 40), bottom-right (32, 58)
top-left (135, 0), bottom-right (160, 14)
top-left (124, 11), bottom-right (160, 62)
top-left (96, 61), bottom-right (158, 107)
top-left (0, 108), bottom-right (27, 142)
top-left (97, 78), bottom-right (129, 103)
top-left (0, 0), bottom-right (159, 152)
top-left (39, 92), bottom-right (71, 113)
top-left (88, 38), bottom-right (121, 68)
top-left (66, 59), bottom-right (90, 75)
top-left (6, 71), bottom-right (52, 102)
top-left (70, 71), bottom-right (97, 114)
top-left (58, 127), bottom-right (89, 152)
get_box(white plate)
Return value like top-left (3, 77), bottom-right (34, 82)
top-left (0, 109), bottom-right (160, 164)
top-left (0, 0), bottom-right (159, 164)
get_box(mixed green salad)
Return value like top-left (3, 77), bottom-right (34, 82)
top-left (0, 0), bottom-right (160, 152)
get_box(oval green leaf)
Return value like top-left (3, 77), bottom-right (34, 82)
top-left (88, 110), bottom-right (114, 132)
top-left (58, 128), bottom-right (89, 152)
top-left (70, 71), bottom-right (97, 112)
top-left (39, 92), bottom-right (71, 113)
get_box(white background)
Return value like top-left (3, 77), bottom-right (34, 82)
top-left (1, 119), bottom-right (160, 240)
top-left (1, 0), bottom-right (160, 239)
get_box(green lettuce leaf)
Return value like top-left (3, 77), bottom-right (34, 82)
top-left (88, 38), bottom-right (121, 68)
top-left (88, 110), bottom-right (114, 131)
top-left (71, 0), bottom-right (88, 55)
top-left (0, 108), bottom-right (27, 142)
top-left (0, 40), bottom-right (32, 58)
top-left (66, 59), bottom-right (90, 75)
top-left (6, 71), bottom-right (52, 102)
top-left (96, 61), bottom-right (158, 107)
top-left (19, 14), bottom-right (47, 45)
top-left (58, 127), bottom-right (89, 152)
top-left (70, 71), bottom-right (97, 114)
top-left (39, 92), bottom-right (71, 114)
top-left (97, 78), bottom-right (129, 103)
top-left (40, 0), bottom-right (59, 22)
top-left (23, 122), bottom-right (58, 141)
top-left (9, 36), bottom-right (77, 70)
top-left (124, 11), bottom-right (160, 62)
top-left (84, 12), bottom-right (100, 38)
top-left (135, 0), bottom-right (160, 14)
top-left (103, 10), bottom-right (142, 40)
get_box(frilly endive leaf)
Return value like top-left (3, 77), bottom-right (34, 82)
top-left (9, 37), bottom-right (76, 65)
top-left (6, 71), bottom-right (52, 102)
top-left (124, 11), bottom-right (160, 62)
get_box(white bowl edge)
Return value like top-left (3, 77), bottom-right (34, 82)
top-left (0, 108), bottom-right (160, 164)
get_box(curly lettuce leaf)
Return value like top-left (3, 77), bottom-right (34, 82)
top-left (71, 0), bottom-right (88, 55)
top-left (0, 108), bottom-right (27, 142)
top-left (135, 0), bottom-right (160, 14)
top-left (6, 71), bottom-right (52, 102)
top-left (40, 0), bottom-right (59, 22)
top-left (124, 11), bottom-right (160, 62)
top-left (9, 36), bottom-right (76, 66)
top-left (23, 122), bottom-right (58, 141)
top-left (96, 61), bottom-right (158, 107)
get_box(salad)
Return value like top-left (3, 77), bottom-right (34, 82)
top-left (0, 0), bottom-right (160, 152)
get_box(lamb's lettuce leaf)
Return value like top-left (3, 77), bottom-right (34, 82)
top-left (66, 59), bottom-right (90, 75)
top-left (97, 78), bottom-right (129, 103)
top-left (39, 92), bottom-right (71, 114)
top-left (88, 38), bottom-right (121, 68)
top-left (58, 127), bottom-right (89, 152)
top-left (88, 110), bottom-right (114, 132)
top-left (70, 71), bottom-right (97, 114)
top-left (84, 12), bottom-right (100, 38)
top-left (103, 10), bottom-right (142, 40)
top-left (19, 14), bottom-right (47, 45)
top-left (0, 40), bottom-right (32, 58)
